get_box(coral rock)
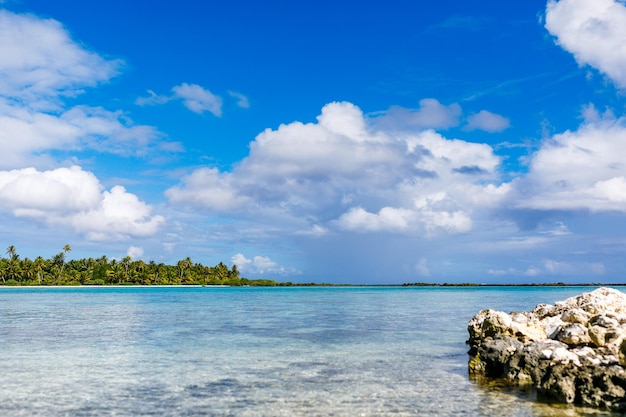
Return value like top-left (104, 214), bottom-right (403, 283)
top-left (468, 287), bottom-right (626, 411)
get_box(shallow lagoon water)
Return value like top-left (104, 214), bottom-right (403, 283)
top-left (0, 286), bottom-right (622, 416)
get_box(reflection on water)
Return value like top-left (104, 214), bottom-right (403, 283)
top-left (470, 364), bottom-right (619, 417)
top-left (0, 286), bottom-right (623, 416)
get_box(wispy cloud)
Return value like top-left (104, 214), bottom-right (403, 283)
top-left (134, 90), bottom-right (171, 106)
top-left (172, 83), bottom-right (223, 116)
top-left (0, 10), bottom-right (122, 110)
top-left (228, 90), bottom-right (250, 108)
top-left (136, 84), bottom-right (250, 115)
top-left (372, 98), bottom-right (462, 131)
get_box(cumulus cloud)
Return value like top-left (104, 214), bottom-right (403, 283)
top-left (545, 0), bottom-right (626, 89)
top-left (512, 114), bottom-right (626, 212)
top-left (165, 167), bottom-right (249, 211)
top-left (0, 9), bottom-right (121, 109)
top-left (230, 253), bottom-right (299, 276)
top-left (167, 101), bottom-right (502, 236)
top-left (0, 166), bottom-right (164, 240)
top-left (127, 246), bottom-right (144, 259)
top-left (68, 185), bottom-right (165, 240)
top-left (0, 166), bottom-right (100, 214)
top-left (465, 110), bottom-right (510, 132)
top-left (336, 206), bottom-right (416, 232)
top-left (413, 192), bottom-right (473, 234)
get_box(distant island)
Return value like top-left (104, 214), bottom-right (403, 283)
top-left (0, 245), bottom-right (284, 287)
top-left (401, 282), bottom-right (626, 287)
top-left (2, 245), bottom-right (625, 287)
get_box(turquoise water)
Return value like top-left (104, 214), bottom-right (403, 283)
top-left (0, 286), bottom-right (620, 416)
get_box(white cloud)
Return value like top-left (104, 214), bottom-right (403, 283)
top-left (374, 98), bottom-right (462, 130)
top-left (524, 267), bottom-right (541, 277)
top-left (0, 166), bottom-right (101, 213)
top-left (127, 246), bottom-right (144, 259)
top-left (59, 105), bottom-right (163, 157)
top-left (296, 224), bottom-right (329, 236)
top-left (230, 253), bottom-right (299, 276)
top-left (545, 0), bottom-right (626, 88)
top-left (165, 167), bottom-right (250, 211)
top-left (172, 83), bottom-right (223, 116)
top-left (336, 206), bottom-right (415, 232)
top-left (513, 115), bottom-right (626, 212)
top-left (580, 102), bottom-right (615, 123)
top-left (0, 10), bottom-right (121, 109)
top-left (67, 185), bottom-right (165, 240)
top-left (465, 110), bottom-right (510, 132)
top-left (0, 166), bottom-right (164, 240)
top-left (487, 268), bottom-right (518, 277)
top-left (0, 101), bottom-right (164, 168)
top-left (0, 11), bottom-right (169, 169)
top-left (166, 101), bottom-right (503, 236)
top-left (137, 83), bottom-right (229, 116)
top-left (413, 192), bottom-right (473, 234)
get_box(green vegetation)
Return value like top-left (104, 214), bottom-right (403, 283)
top-left (3, 245), bottom-right (622, 287)
top-left (0, 245), bottom-right (284, 286)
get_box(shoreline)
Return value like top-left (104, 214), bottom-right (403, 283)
top-left (1, 283), bottom-right (625, 288)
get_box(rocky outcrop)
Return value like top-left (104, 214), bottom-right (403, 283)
top-left (467, 287), bottom-right (626, 411)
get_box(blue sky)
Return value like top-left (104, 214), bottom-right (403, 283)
top-left (1, 0), bottom-right (626, 284)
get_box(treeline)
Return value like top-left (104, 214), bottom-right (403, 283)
top-left (0, 245), bottom-right (283, 286)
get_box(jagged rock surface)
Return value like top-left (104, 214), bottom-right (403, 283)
top-left (468, 287), bottom-right (626, 411)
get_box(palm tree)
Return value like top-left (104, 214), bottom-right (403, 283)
top-left (52, 253), bottom-right (65, 284)
top-left (34, 256), bottom-right (46, 285)
top-left (53, 244), bottom-right (72, 284)
top-left (120, 256), bottom-right (131, 283)
top-left (4, 246), bottom-right (21, 283)
top-left (106, 261), bottom-right (123, 285)
top-left (6, 245), bottom-right (17, 260)
top-left (177, 257), bottom-right (193, 285)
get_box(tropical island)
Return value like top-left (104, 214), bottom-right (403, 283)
top-left (0, 245), bottom-right (284, 287)
top-left (3, 245), bottom-right (626, 288)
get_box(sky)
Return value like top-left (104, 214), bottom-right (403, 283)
top-left (1, 0), bottom-right (626, 284)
